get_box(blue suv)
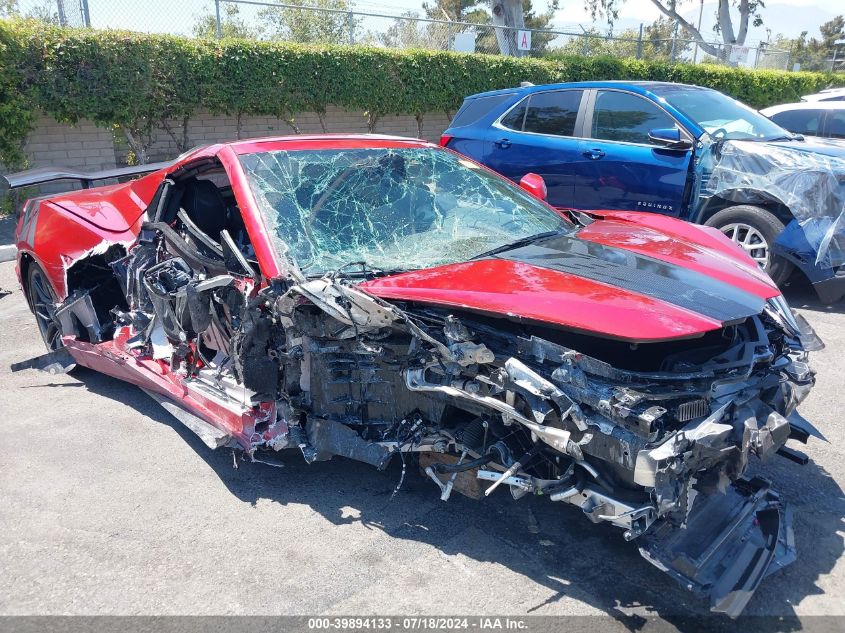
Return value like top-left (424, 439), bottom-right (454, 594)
top-left (442, 81), bottom-right (845, 302)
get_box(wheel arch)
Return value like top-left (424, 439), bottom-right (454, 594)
top-left (18, 251), bottom-right (35, 310)
top-left (696, 189), bottom-right (794, 227)
top-left (18, 250), bottom-right (57, 313)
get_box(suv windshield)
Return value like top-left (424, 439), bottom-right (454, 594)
top-left (240, 147), bottom-right (571, 275)
top-left (654, 86), bottom-right (790, 141)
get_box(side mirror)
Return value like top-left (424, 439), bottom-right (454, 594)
top-left (518, 173), bottom-right (547, 201)
top-left (648, 127), bottom-right (692, 150)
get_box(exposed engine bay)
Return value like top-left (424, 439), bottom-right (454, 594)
top-left (27, 210), bottom-right (824, 618)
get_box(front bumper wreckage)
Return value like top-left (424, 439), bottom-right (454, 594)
top-left (17, 239), bottom-right (825, 616)
top-left (640, 476), bottom-right (795, 616)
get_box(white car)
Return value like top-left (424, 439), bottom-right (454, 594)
top-left (800, 88), bottom-right (845, 102)
top-left (760, 101), bottom-right (845, 140)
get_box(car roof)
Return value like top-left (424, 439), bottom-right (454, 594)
top-left (456, 81), bottom-right (709, 138)
top-left (172, 134), bottom-right (437, 163)
top-left (465, 81), bottom-right (709, 100)
top-left (801, 88), bottom-right (845, 101)
top-left (229, 134), bottom-right (435, 155)
top-left (761, 101), bottom-right (845, 114)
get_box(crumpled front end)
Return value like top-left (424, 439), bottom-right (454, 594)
top-left (639, 476), bottom-right (795, 617)
top-left (25, 220), bottom-right (823, 617)
top-left (242, 272), bottom-right (819, 616)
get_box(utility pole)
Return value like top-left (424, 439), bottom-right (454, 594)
top-left (637, 23), bottom-right (643, 59)
top-left (670, 19), bottom-right (678, 61)
top-left (214, 0), bottom-right (222, 39)
top-left (56, 0), bottom-right (67, 26)
top-left (692, 0), bottom-right (704, 63)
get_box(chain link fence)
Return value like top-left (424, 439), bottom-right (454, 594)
top-left (7, 0), bottom-right (793, 69)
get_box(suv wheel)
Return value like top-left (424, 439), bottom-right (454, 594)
top-left (705, 205), bottom-right (794, 285)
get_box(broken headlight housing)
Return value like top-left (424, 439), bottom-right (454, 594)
top-left (767, 294), bottom-right (800, 334)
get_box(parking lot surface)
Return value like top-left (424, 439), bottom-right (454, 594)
top-left (1, 260), bottom-right (843, 627)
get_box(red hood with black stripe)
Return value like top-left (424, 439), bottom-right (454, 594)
top-left (360, 212), bottom-right (780, 343)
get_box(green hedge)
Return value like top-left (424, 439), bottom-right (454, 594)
top-left (1, 18), bottom-right (843, 167)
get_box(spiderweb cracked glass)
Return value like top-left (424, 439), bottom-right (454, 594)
top-left (240, 147), bottom-right (569, 276)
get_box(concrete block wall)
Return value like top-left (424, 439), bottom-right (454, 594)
top-left (1, 107), bottom-right (451, 209)
top-left (140, 107), bottom-right (451, 163)
top-left (7, 107), bottom-right (451, 176)
top-left (24, 115), bottom-right (118, 172)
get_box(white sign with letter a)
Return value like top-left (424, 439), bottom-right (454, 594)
top-left (517, 30), bottom-right (531, 51)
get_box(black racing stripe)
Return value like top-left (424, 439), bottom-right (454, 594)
top-left (496, 234), bottom-right (765, 324)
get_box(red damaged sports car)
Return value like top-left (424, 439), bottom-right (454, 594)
top-left (7, 135), bottom-right (825, 616)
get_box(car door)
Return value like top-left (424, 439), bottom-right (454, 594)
top-left (572, 89), bottom-right (693, 216)
top-left (822, 109), bottom-right (845, 139)
top-left (483, 89), bottom-right (587, 208)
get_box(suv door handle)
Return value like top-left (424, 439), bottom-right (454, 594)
top-left (495, 138), bottom-right (512, 149)
top-left (582, 148), bottom-right (606, 159)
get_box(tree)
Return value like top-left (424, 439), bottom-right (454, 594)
top-left (583, 0), bottom-right (764, 61)
top-left (554, 27), bottom-right (637, 57)
top-left (1, 0), bottom-right (59, 23)
top-left (770, 15), bottom-right (844, 71)
top-left (0, 0), bottom-right (18, 18)
top-left (644, 16), bottom-right (692, 59)
top-left (490, 0), bottom-right (526, 56)
top-left (259, 0), bottom-right (360, 45)
top-left (420, 0), bottom-right (558, 55)
top-left (193, 3), bottom-right (259, 39)
top-left (422, 0), bottom-right (484, 22)
top-left (192, 1), bottom-right (359, 44)
top-left (553, 18), bottom-right (691, 61)
top-left (813, 15), bottom-right (844, 71)
top-left (380, 12), bottom-right (441, 50)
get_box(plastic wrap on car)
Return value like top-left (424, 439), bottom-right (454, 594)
top-left (704, 140), bottom-right (845, 269)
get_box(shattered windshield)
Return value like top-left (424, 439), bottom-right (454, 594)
top-left (240, 147), bottom-right (571, 275)
top-left (655, 86), bottom-right (789, 141)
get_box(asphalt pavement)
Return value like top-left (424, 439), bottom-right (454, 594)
top-left (0, 260), bottom-right (843, 630)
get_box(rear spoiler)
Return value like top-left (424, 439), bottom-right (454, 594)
top-left (2, 161), bottom-right (171, 190)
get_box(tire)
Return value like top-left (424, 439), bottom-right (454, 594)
top-left (705, 205), bottom-right (794, 286)
top-left (26, 263), bottom-right (63, 351)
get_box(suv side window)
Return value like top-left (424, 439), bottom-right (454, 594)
top-left (500, 100), bottom-right (527, 131)
top-left (522, 90), bottom-right (582, 136)
top-left (591, 90), bottom-right (675, 144)
top-left (450, 94), bottom-right (514, 128)
top-left (769, 109), bottom-right (823, 135)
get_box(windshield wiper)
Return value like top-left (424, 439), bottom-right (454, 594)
top-left (764, 135), bottom-right (802, 142)
top-left (303, 260), bottom-right (413, 280)
top-left (470, 229), bottom-right (567, 260)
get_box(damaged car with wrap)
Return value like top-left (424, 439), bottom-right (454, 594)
top-left (7, 136), bottom-right (826, 616)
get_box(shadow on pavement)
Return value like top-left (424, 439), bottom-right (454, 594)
top-left (782, 272), bottom-right (845, 315)
top-left (59, 366), bottom-right (844, 632)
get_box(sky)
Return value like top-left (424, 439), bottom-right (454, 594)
top-left (350, 0), bottom-right (841, 44)
top-left (16, 0), bottom-right (843, 45)
top-left (547, 0), bottom-right (842, 45)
